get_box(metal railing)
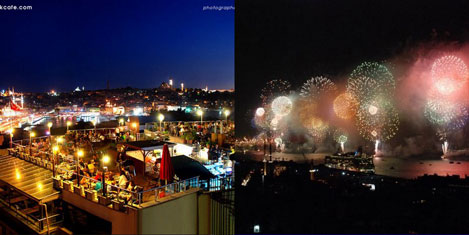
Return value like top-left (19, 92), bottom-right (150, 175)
top-left (0, 189), bottom-right (63, 233)
top-left (8, 140), bottom-right (234, 209)
top-left (200, 176), bottom-right (235, 192)
top-left (136, 176), bottom-right (200, 206)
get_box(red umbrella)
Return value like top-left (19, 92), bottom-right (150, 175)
top-left (159, 144), bottom-right (174, 185)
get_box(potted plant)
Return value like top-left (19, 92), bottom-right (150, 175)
top-left (185, 132), bottom-right (195, 144)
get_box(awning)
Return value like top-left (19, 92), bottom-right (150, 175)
top-left (172, 155), bottom-right (215, 180)
top-left (0, 155), bottom-right (59, 203)
top-left (124, 140), bottom-right (175, 152)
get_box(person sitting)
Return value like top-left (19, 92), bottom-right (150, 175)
top-left (94, 180), bottom-right (103, 192)
top-left (118, 171), bottom-right (128, 189)
top-left (88, 160), bottom-right (95, 175)
top-left (80, 173), bottom-right (90, 186)
top-left (107, 181), bottom-right (118, 194)
top-left (119, 181), bottom-right (136, 203)
top-left (93, 171), bottom-right (102, 181)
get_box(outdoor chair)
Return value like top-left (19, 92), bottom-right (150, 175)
top-left (63, 181), bottom-right (73, 192)
top-left (112, 199), bottom-right (126, 212)
top-left (85, 189), bottom-right (97, 201)
top-left (98, 195), bottom-right (112, 206)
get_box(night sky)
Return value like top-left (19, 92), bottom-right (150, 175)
top-left (235, 0), bottom-right (469, 137)
top-left (0, 0), bottom-right (234, 92)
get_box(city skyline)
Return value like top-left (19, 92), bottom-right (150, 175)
top-left (0, 0), bottom-right (234, 92)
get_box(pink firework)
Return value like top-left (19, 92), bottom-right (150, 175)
top-left (431, 55), bottom-right (469, 95)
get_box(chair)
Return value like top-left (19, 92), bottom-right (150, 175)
top-left (85, 189), bottom-right (97, 201)
top-left (63, 181), bottom-right (73, 192)
top-left (73, 185), bottom-right (83, 196)
top-left (53, 178), bottom-right (63, 190)
top-left (112, 199), bottom-right (126, 212)
top-left (98, 195), bottom-right (111, 206)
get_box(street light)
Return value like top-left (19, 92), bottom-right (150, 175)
top-left (8, 128), bottom-right (14, 148)
top-left (224, 109), bottom-right (230, 122)
top-left (131, 123), bottom-right (138, 140)
top-left (197, 109), bottom-right (204, 123)
top-left (29, 132), bottom-right (35, 155)
top-left (76, 150), bottom-right (84, 186)
top-left (102, 155), bottom-right (110, 196)
top-left (47, 122), bottom-right (53, 148)
top-left (66, 121), bottom-right (72, 132)
top-left (91, 120), bottom-right (96, 132)
top-left (47, 122), bottom-right (53, 134)
top-left (158, 114), bottom-right (165, 131)
top-left (102, 155), bottom-right (110, 164)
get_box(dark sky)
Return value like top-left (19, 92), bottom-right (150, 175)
top-left (235, 0), bottom-right (469, 137)
top-left (0, 0), bottom-right (234, 92)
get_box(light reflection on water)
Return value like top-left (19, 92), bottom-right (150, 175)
top-left (374, 157), bottom-right (469, 179)
top-left (39, 116), bottom-right (112, 127)
top-left (248, 151), bottom-right (469, 179)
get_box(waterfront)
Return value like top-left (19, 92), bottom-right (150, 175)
top-left (245, 151), bottom-right (469, 179)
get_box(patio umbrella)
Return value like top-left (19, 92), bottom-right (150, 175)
top-left (159, 144), bottom-right (174, 185)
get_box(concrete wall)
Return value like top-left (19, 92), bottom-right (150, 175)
top-left (139, 191), bottom-right (198, 234)
top-left (62, 190), bottom-right (139, 234)
top-left (197, 193), bottom-right (211, 235)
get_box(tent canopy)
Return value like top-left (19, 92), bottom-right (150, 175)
top-left (172, 155), bottom-right (215, 180)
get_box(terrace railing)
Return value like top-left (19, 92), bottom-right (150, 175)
top-left (8, 139), bottom-right (234, 209)
top-left (136, 176), bottom-right (200, 206)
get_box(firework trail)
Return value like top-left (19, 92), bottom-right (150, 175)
top-left (260, 79), bottom-right (291, 106)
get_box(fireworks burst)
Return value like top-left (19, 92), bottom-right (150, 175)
top-left (333, 92), bottom-right (359, 120)
top-left (333, 129), bottom-right (348, 152)
top-left (260, 79), bottom-right (291, 105)
top-left (333, 128), bottom-right (348, 144)
top-left (271, 96), bottom-right (293, 117)
top-left (306, 116), bottom-right (329, 141)
top-left (431, 55), bottom-right (469, 95)
top-left (347, 62), bottom-right (395, 102)
top-left (424, 99), bottom-right (468, 130)
top-left (356, 98), bottom-right (399, 141)
top-left (300, 76), bottom-right (337, 101)
top-left (255, 107), bottom-right (265, 117)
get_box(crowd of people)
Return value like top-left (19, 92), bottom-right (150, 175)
top-left (17, 130), bottom-right (141, 204)
top-left (10, 119), bottom-right (235, 205)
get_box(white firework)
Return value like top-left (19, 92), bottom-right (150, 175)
top-left (271, 96), bottom-right (293, 117)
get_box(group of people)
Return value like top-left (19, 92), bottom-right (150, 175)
top-left (36, 130), bottom-right (142, 204)
top-left (168, 121), bottom-right (234, 139)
